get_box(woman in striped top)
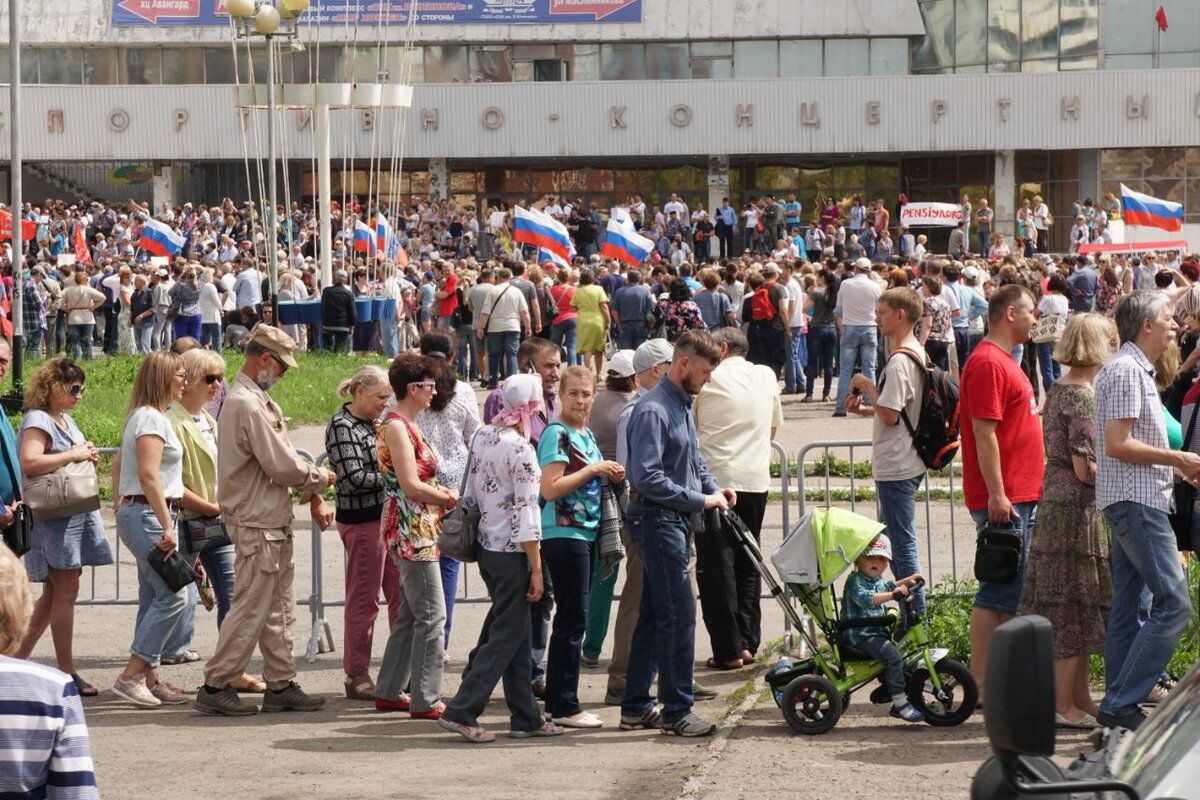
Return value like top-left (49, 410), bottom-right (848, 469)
top-left (0, 542), bottom-right (99, 798)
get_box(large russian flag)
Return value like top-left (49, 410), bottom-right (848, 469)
top-left (376, 213), bottom-right (397, 256)
top-left (1121, 183), bottom-right (1184, 232)
top-left (513, 206), bottom-right (571, 260)
top-left (601, 219), bottom-right (654, 266)
top-left (138, 218), bottom-right (185, 257)
top-left (353, 219), bottom-right (376, 253)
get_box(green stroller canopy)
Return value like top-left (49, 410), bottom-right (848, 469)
top-left (771, 506), bottom-right (886, 589)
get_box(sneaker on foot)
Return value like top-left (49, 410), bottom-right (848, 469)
top-left (149, 681), bottom-right (190, 705)
top-left (195, 685), bottom-right (258, 716)
top-left (692, 682), bottom-right (717, 700)
top-left (889, 702), bottom-right (925, 723)
top-left (662, 713), bottom-right (717, 737)
top-left (619, 707), bottom-right (662, 730)
top-left (112, 676), bottom-right (161, 708)
top-left (262, 681), bottom-right (325, 713)
top-left (1096, 708), bottom-right (1147, 731)
top-left (580, 654), bottom-right (600, 669)
top-left (551, 711), bottom-right (603, 728)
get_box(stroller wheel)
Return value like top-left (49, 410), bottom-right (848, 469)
top-left (906, 657), bottom-right (978, 727)
top-left (781, 674), bottom-right (843, 735)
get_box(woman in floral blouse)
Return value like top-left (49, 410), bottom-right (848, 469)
top-left (373, 353), bottom-right (459, 719)
top-left (917, 274), bottom-right (954, 372)
top-left (439, 374), bottom-right (561, 744)
top-left (654, 277), bottom-right (705, 343)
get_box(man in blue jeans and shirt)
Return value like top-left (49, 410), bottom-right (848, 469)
top-left (833, 257), bottom-right (883, 417)
top-left (1094, 289), bottom-right (1200, 731)
top-left (621, 330), bottom-right (736, 737)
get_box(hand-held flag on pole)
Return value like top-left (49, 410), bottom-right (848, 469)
top-left (512, 206), bottom-right (572, 260)
top-left (74, 223), bottom-right (92, 264)
top-left (1155, 5), bottom-right (1168, 30)
top-left (1121, 183), bottom-right (1183, 232)
top-left (353, 219), bottom-right (376, 254)
top-left (601, 219), bottom-right (654, 265)
top-left (137, 218), bottom-right (185, 256)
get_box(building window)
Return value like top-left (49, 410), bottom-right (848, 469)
top-left (600, 43), bottom-right (645, 80)
top-left (733, 40), bottom-right (779, 78)
top-left (119, 48), bottom-right (160, 85)
top-left (645, 43), bottom-right (689, 79)
top-left (424, 45), bottom-right (469, 83)
top-left (83, 49), bottom-right (117, 85)
top-left (779, 40), bottom-right (823, 77)
top-left (869, 39), bottom-right (910, 74)
top-left (38, 49), bottom-right (83, 84)
top-left (470, 45), bottom-right (512, 83)
top-left (824, 39), bottom-right (870, 76)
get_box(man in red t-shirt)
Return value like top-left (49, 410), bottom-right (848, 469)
top-left (434, 261), bottom-right (459, 330)
top-left (958, 283), bottom-right (1043, 701)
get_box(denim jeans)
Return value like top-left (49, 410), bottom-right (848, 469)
top-left (440, 555), bottom-right (459, 648)
top-left (381, 319), bottom-right (400, 358)
top-left (118, 502), bottom-right (186, 668)
top-left (1036, 341), bottom-right (1061, 393)
top-left (784, 327), bottom-right (808, 393)
top-left (542, 537), bottom-right (593, 718)
top-left (200, 322), bottom-right (222, 351)
top-left (854, 633), bottom-right (907, 697)
top-left (444, 549), bottom-right (543, 732)
top-left (835, 324), bottom-right (878, 413)
top-left (876, 474), bottom-right (927, 614)
top-left (69, 323), bottom-right (94, 360)
top-left (53, 311), bottom-right (67, 354)
top-left (173, 314), bottom-right (202, 343)
top-left (618, 321), bottom-right (649, 352)
top-left (24, 328), bottom-right (43, 356)
top-left (805, 325), bottom-right (837, 398)
top-left (970, 502), bottom-right (1037, 614)
top-left (551, 318), bottom-right (578, 366)
top-left (486, 331), bottom-right (520, 387)
top-left (1100, 501), bottom-right (1193, 719)
top-left (376, 558), bottom-right (446, 712)
top-left (325, 330), bottom-right (350, 353)
top-left (622, 505), bottom-right (696, 724)
top-left (163, 540), bottom-right (236, 658)
top-left (134, 318), bottom-right (155, 355)
top-left (953, 327), bottom-right (971, 373)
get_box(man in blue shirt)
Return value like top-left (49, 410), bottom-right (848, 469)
top-left (714, 198), bottom-right (737, 259)
top-left (784, 194), bottom-right (802, 229)
top-left (1066, 256), bottom-right (1099, 314)
top-left (611, 271), bottom-right (656, 350)
top-left (621, 330), bottom-right (735, 737)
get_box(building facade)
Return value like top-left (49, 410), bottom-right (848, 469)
top-left (3, 0), bottom-right (1200, 249)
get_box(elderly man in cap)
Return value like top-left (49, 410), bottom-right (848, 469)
top-left (195, 325), bottom-right (337, 716)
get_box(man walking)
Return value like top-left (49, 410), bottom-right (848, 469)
top-left (475, 267), bottom-right (531, 389)
top-left (833, 257), bottom-right (883, 417)
top-left (622, 331), bottom-right (735, 737)
top-left (694, 328), bottom-right (781, 667)
top-left (610, 270), bottom-right (655, 351)
top-left (1094, 290), bottom-right (1200, 730)
top-left (195, 326), bottom-right (336, 716)
top-left (845, 287), bottom-right (930, 613)
top-left (958, 284), bottom-right (1044, 701)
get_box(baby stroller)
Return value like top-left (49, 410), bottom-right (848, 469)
top-left (720, 506), bottom-right (978, 735)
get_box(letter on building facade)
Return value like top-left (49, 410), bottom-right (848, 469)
top-left (930, 100), bottom-right (947, 123)
top-left (736, 104), bottom-right (753, 127)
top-left (800, 102), bottom-right (819, 128)
top-left (670, 105), bottom-right (693, 128)
top-left (866, 101), bottom-right (880, 125)
top-left (482, 107), bottom-right (505, 130)
top-left (421, 108), bottom-right (439, 131)
top-left (609, 106), bottom-right (627, 129)
top-left (47, 109), bottom-right (64, 133)
top-left (108, 109), bottom-right (130, 133)
top-left (1061, 96), bottom-right (1079, 121)
top-left (996, 98), bottom-right (1011, 122)
top-left (175, 109), bottom-right (190, 132)
top-left (1125, 95), bottom-right (1149, 119)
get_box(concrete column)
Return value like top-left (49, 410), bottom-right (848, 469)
top-left (707, 154), bottom-right (730, 218)
top-left (993, 150), bottom-right (1016, 236)
top-left (151, 165), bottom-right (177, 211)
top-left (428, 157), bottom-right (447, 203)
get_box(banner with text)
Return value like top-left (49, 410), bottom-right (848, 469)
top-left (899, 202), bottom-right (964, 227)
top-left (113, 0), bottom-right (641, 26)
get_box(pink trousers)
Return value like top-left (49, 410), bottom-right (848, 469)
top-left (338, 520), bottom-right (402, 678)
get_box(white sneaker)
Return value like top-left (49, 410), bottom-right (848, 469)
top-left (112, 675), bottom-right (162, 707)
top-left (551, 711), bottom-right (604, 728)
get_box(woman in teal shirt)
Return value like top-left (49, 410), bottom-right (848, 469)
top-left (537, 366), bottom-right (625, 729)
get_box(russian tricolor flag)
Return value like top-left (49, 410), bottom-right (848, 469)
top-left (601, 219), bottom-right (654, 266)
top-left (1121, 183), bottom-right (1184, 232)
top-left (513, 206), bottom-right (572, 260)
top-left (538, 247), bottom-right (572, 272)
top-left (353, 219), bottom-right (376, 253)
top-left (376, 213), bottom-right (399, 258)
top-left (137, 218), bottom-right (185, 257)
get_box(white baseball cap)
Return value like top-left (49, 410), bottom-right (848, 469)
top-left (607, 350), bottom-right (637, 378)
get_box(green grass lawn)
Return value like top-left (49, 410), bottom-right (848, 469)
top-left (10, 352), bottom-right (392, 448)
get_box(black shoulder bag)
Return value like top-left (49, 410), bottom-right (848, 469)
top-left (1169, 406), bottom-right (1199, 552)
top-left (0, 435), bottom-right (32, 557)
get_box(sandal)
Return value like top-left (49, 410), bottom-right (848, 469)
top-left (344, 675), bottom-right (376, 701)
top-left (411, 701), bottom-right (446, 720)
top-left (161, 650), bottom-right (201, 665)
top-left (232, 674), bottom-right (267, 694)
top-left (705, 657), bottom-right (743, 671)
top-left (71, 673), bottom-right (99, 698)
top-left (438, 716), bottom-right (495, 743)
top-left (510, 720), bottom-right (565, 739)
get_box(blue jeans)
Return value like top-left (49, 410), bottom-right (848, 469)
top-left (440, 555), bottom-right (459, 648)
top-left (551, 318), bottom-right (578, 366)
top-left (381, 319), bottom-right (400, 358)
top-left (854, 633), bottom-right (907, 697)
top-left (173, 314), bottom-right (202, 342)
top-left (805, 325), bottom-right (836, 398)
top-left (970, 502), bottom-right (1037, 614)
top-left (876, 474), bottom-right (926, 614)
top-left (1100, 501), bottom-right (1193, 719)
top-left (118, 502), bottom-right (186, 668)
top-left (835, 324), bottom-right (878, 413)
top-left (1036, 341), bottom-right (1060, 393)
top-left (135, 318), bottom-right (155, 355)
top-left (618, 321), bottom-right (649, 352)
top-left (622, 505), bottom-right (696, 724)
top-left (24, 328), bottom-right (43, 356)
top-left (784, 327), bottom-right (808, 393)
top-left (200, 322), bottom-right (222, 351)
top-left (486, 331), bottom-right (520, 387)
top-left (69, 324), bottom-right (94, 360)
top-left (542, 537), bottom-right (593, 718)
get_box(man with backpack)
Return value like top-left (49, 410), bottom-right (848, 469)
top-left (745, 265), bottom-right (788, 379)
top-left (846, 287), bottom-right (949, 614)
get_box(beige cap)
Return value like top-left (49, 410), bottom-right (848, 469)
top-left (248, 324), bottom-right (299, 369)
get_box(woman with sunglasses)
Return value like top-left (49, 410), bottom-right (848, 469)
top-left (373, 353), bottom-right (458, 719)
top-left (14, 358), bottom-right (111, 698)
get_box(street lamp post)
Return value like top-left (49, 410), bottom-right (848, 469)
top-left (227, 0), bottom-right (306, 320)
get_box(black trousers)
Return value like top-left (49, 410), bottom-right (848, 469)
top-left (696, 491), bottom-right (768, 661)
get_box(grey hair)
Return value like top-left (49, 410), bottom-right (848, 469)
top-left (711, 326), bottom-right (748, 357)
top-left (1114, 289), bottom-right (1171, 344)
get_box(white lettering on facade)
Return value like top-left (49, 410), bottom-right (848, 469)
top-left (670, 104), bottom-right (693, 128)
top-left (421, 108), bottom-right (438, 131)
top-left (108, 109), bottom-right (130, 133)
top-left (174, 108), bottom-right (190, 132)
top-left (482, 106), bottom-right (505, 130)
top-left (1061, 96), bottom-right (1079, 121)
top-left (800, 102), bottom-right (819, 128)
top-left (609, 105), bottom-right (627, 129)
top-left (736, 104), bottom-right (753, 127)
top-left (997, 98), bottom-right (1011, 122)
top-left (866, 101), bottom-right (880, 125)
top-left (1126, 95), bottom-right (1149, 119)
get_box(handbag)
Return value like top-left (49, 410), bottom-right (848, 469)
top-left (437, 431), bottom-right (482, 563)
top-left (1169, 405), bottom-right (1200, 551)
top-left (0, 437), bottom-right (30, 557)
top-left (1030, 312), bottom-right (1066, 344)
top-left (147, 546), bottom-right (199, 593)
top-left (23, 459), bottom-right (101, 522)
top-left (974, 520), bottom-right (1023, 584)
top-left (179, 515), bottom-right (231, 553)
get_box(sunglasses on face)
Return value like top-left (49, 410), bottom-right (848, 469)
top-left (68, 384), bottom-right (85, 397)
top-left (411, 380), bottom-right (437, 390)
top-left (268, 353), bottom-right (289, 374)
top-left (204, 374), bottom-right (222, 385)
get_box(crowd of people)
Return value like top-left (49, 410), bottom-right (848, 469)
top-left (0, 188), bottom-right (1198, 795)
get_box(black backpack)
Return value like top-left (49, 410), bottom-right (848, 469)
top-left (883, 347), bottom-right (960, 470)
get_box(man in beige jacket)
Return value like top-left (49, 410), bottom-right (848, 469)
top-left (196, 325), bottom-right (336, 716)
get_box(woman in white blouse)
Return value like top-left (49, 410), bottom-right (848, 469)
top-left (415, 331), bottom-right (482, 656)
top-left (438, 374), bottom-right (560, 744)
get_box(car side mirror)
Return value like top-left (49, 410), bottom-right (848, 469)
top-left (985, 615), bottom-right (1056, 759)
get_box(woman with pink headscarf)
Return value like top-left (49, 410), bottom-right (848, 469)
top-left (438, 374), bottom-right (562, 743)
